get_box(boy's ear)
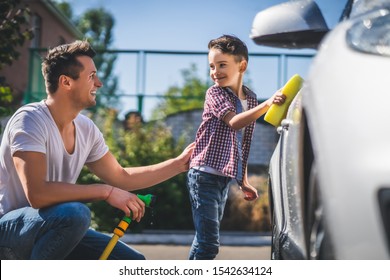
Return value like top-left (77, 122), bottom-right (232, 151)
top-left (239, 60), bottom-right (248, 73)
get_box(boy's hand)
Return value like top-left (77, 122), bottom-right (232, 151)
top-left (240, 183), bottom-right (259, 201)
top-left (272, 91), bottom-right (287, 105)
top-left (265, 91), bottom-right (286, 107)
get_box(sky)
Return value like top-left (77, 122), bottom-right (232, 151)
top-left (63, 0), bottom-right (348, 120)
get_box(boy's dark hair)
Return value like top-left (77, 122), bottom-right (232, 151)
top-left (42, 40), bottom-right (96, 94)
top-left (208, 34), bottom-right (248, 63)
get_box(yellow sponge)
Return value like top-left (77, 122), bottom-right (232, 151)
top-left (264, 74), bottom-right (304, 127)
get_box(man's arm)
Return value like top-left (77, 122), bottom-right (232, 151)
top-left (86, 142), bottom-right (195, 191)
top-left (13, 151), bottom-right (146, 220)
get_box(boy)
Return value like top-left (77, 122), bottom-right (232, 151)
top-left (186, 34), bottom-right (286, 260)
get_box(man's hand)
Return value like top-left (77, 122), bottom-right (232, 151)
top-left (176, 142), bottom-right (195, 172)
top-left (105, 187), bottom-right (145, 222)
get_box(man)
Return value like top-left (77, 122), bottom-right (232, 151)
top-left (0, 40), bottom-right (194, 259)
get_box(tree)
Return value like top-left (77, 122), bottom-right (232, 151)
top-left (0, 0), bottom-right (33, 130)
top-left (78, 108), bottom-right (192, 232)
top-left (55, 1), bottom-right (73, 19)
top-left (151, 63), bottom-right (254, 120)
top-left (55, 2), bottom-right (119, 110)
top-left (76, 8), bottom-right (119, 110)
top-left (0, 0), bottom-right (33, 71)
top-left (151, 64), bottom-right (209, 120)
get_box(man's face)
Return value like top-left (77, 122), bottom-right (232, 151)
top-left (69, 56), bottom-right (103, 109)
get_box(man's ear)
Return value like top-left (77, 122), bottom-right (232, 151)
top-left (239, 60), bottom-right (248, 73)
top-left (58, 75), bottom-right (71, 89)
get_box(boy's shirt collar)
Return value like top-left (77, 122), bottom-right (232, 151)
top-left (221, 85), bottom-right (257, 100)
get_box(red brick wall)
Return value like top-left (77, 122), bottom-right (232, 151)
top-left (0, 0), bottom-right (80, 104)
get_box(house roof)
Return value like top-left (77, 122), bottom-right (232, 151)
top-left (40, 0), bottom-right (83, 39)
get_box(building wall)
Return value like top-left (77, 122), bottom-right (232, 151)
top-left (164, 109), bottom-right (279, 172)
top-left (0, 0), bottom-right (80, 104)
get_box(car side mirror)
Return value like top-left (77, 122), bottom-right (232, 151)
top-left (250, 0), bottom-right (329, 49)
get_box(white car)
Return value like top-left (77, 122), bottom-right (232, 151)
top-left (250, 0), bottom-right (390, 259)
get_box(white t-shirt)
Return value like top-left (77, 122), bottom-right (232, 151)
top-left (0, 101), bottom-right (109, 217)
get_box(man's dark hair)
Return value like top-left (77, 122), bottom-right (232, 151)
top-left (208, 34), bottom-right (248, 63)
top-left (41, 40), bottom-right (96, 94)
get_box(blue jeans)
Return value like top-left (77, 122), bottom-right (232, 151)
top-left (0, 202), bottom-right (145, 260)
top-left (186, 168), bottom-right (231, 260)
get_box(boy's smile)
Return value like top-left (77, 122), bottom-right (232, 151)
top-left (208, 48), bottom-right (246, 95)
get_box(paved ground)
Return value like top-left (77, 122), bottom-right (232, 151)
top-left (122, 231), bottom-right (272, 260)
top-left (131, 244), bottom-right (271, 260)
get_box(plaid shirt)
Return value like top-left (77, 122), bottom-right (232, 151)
top-left (190, 85), bottom-right (258, 185)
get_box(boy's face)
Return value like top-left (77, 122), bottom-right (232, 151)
top-left (208, 48), bottom-right (247, 93)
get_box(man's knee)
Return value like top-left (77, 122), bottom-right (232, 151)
top-left (62, 202), bottom-right (91, 229)
top-left (64, 202), bottom-right (91, 222)
top-left (42, 202), bottom-right (91, 231)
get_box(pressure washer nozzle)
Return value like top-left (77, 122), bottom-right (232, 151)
top-left (136, 194), bottom-right (157, 208)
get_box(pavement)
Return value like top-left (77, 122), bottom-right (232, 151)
top-left (131, 244), bottom-right (271, 260)
top-left (122, 230), bottom-right (271, 245)
top-left (122, 230), bottom-right (272, 260)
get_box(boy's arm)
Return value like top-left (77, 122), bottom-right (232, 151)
top-left (223, 91), bottom-right (286, 130)
top-left (240, 167), bottom-right (259, 201)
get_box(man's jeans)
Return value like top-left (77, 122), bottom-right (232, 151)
top-left (0, 202), bottom-right (145, 260)
top-left (186, 168), bottom-right (231, 260)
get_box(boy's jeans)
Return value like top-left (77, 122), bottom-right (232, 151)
top-left (186, 168), bottom-right (231, 260)
top-left (0, 202), bottom-right (144, 260)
